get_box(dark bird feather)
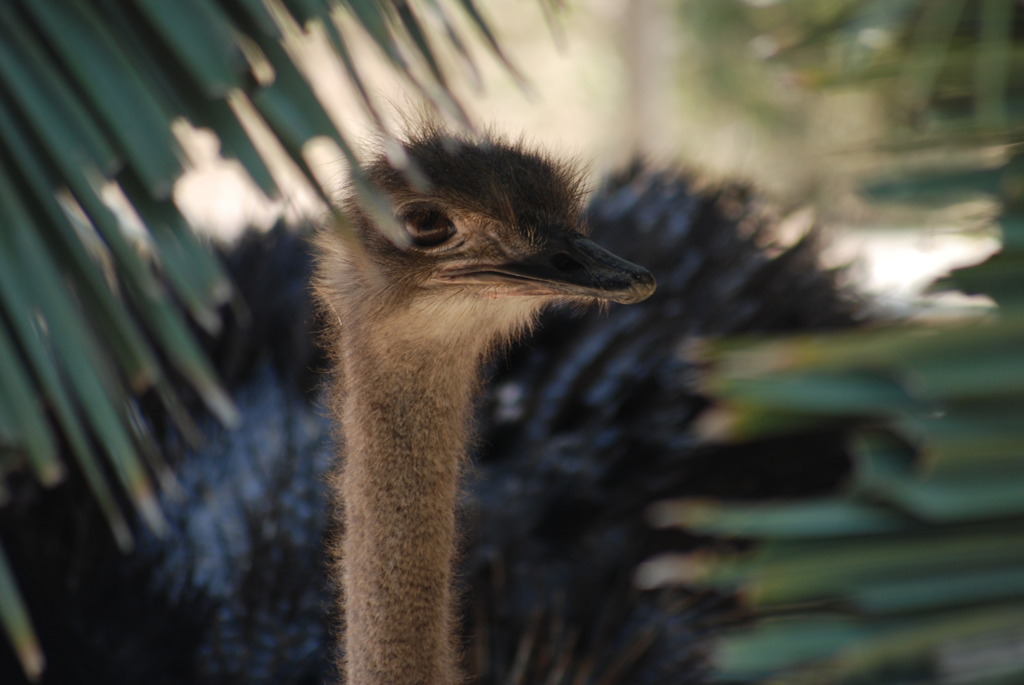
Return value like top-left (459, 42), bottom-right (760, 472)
top-left (0, 164), bottom-right (862, 684)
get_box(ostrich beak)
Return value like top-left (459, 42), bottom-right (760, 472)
top-left (443, 234), bottom-right (657, 305)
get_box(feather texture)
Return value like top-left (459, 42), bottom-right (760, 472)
top-left (0, 164), bottom-right (862, 684)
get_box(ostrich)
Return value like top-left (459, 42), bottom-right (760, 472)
top-left (0, 146), bottom-right (861, 684)
top-left (312, 128), bottom-right (656, 683)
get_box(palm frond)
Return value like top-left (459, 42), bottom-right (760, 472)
top-left (645, 2), bottom-right (1024, 683)
top-left (0, 0), bottom-right (523, 678)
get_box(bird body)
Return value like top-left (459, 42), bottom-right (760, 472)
top-left (0, 150), bottom-right (860, 685)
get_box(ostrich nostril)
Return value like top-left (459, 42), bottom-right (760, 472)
top-left (550, 252), bottom-right (585, 273)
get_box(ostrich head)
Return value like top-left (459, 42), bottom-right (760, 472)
top-left (316, 129), bottom-right (656, 354)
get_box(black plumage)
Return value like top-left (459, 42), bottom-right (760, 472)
top-left (0, 165), bottom-right (861, 684)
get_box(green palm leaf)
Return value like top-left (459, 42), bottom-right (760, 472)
top-left (647, 2), bottom-right (1024, 683)
top-left (0, 0), bottom-right (523, 678)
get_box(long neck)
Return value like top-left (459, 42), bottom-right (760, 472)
top-left (331, 319), bottom-right (485, 685)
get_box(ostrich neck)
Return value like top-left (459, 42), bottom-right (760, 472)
top-left (334, 320), bottom-right (486, 685)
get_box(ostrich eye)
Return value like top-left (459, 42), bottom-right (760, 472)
top-left (402, 208), bottom-right (455, 248)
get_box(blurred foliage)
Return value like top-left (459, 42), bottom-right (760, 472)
top-left (0, 0), bottom-right (531, 678)
top-left (646, 1), bottom-right (1024, 683)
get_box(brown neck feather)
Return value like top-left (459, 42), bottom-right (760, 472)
top-left (332, 330), bottom-right (479, 684)
top-left (316, 249), bottom-right (528, 684)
